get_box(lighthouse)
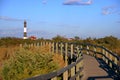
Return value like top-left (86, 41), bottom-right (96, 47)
top-left (23, 20), bottom-right (27, 39)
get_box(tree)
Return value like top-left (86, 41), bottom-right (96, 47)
top-left (52, 35), bottom-right (68, 42)
top-left (74, 36), bottom-right (80, 40)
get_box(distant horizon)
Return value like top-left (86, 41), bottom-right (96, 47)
top-left (0, 31), bottom-right (120, 40)
top-left (0, 0), bottom-right (120, 39)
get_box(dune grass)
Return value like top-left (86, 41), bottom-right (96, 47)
top-left (0, 45), bottom-right (65, 80)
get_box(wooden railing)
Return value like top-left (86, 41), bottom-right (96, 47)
top-left (20, 42), bottom-right (120, 80)
top-left (21, 42), bottom-right (84, 80)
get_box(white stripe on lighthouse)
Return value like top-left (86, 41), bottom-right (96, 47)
top-left (24, 28), bottom-right (27, 32)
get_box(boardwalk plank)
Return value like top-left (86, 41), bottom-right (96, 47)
top-left (82, 54), bottom-right (113, 80)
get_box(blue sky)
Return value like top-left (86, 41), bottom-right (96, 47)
top-left (0, 0), bottom-right (120, 39)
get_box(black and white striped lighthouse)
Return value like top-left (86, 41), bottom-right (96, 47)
top-left (23, 20), bottom-right (27, 39)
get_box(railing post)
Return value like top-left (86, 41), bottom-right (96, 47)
top-left (71, 44), bottom-right (74, 60)
top-left (76, 46), bottom-right (79, 55)
top-left (40, 42), bottom-right (42, 46)
top-left (52, 42), bottom-right (54, 54)
top-left (63, 43), bottom-right (68, 80)
top-left (87, 45), bottom-right (89, 55)
top-left (75, 45), bottom-right (83, 80)
top-left (65, 43), bottom-right (68, 65)
top-left (79, 45), bottom-right (83, 57)
top-left (109, 54), bottom-right (112, 68)
top-left (78, 58), bottom-right (83, 80)
top-left (48, 42), bottom-right (52, 53)
top-left (105, 51), bottom-right (108, 64)
top-left (70, 44), bottom-right (75, 77)
top-left (55, 43), bottom-right (58, 53)
top-left (24, 43), bottom-right (27, 47)
top-left (60, 43), bottom-right (63, 56)
top-left (46, 42), bottom-right (48, 46)
top-left (33, 43), bottom-right (36, 47)
top-left (20, 44), bottom-right (22, 48)
top-left (112, 55), bottom-right (120, 75)
top-left (114, 57), bottom-right (118, 73)
top-left (37, 42), bottom-right (39, 47)
top-left (76, 56), bottom-right (82, 80)
top-left (102, 48), bottom-right (105, 61)
top-left (39, 42), bottom-right (42, 51)
top-left (114, 57), bottom-right (118, 65)
top-left (31, 43), bottom-right (33, 47)
top-left (94, 47), bottom-right (96, 57)
top-left (43, 42), bottom-right (45, 46)
top-left (76, 63), bottom-right (79, 80)
top-left (71, 67), bottom-right (75, 78)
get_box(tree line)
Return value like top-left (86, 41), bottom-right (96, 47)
top-left (0, 35), bottom-right (120, 56)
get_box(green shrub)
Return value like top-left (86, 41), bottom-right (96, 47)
top-left (1, 48), bottom-right (59, 80)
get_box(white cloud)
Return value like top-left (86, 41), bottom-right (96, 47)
top-left (102, 5), bottom-right (120, 15)
top-left (0, 16), bottom-right (24, 21)
top-left (42, 0), bottom-right (47, 4)
top-left (63, 0), bottom-right (92, 5)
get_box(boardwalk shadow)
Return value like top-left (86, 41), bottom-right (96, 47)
top-left (87, 58), bottom-right (120, 80)
top-left (87, 76), bottom-right (112, 80)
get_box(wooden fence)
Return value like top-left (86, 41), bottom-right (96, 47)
top-left (20, 42), bottom-right (120, 80)
top-left (21, 42), bottom-right (84, 80)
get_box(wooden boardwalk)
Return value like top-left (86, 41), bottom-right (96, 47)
top-left (82, 54), bottom-right (113, 80)
top-left (23, 42), bottom-right (120, 80)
